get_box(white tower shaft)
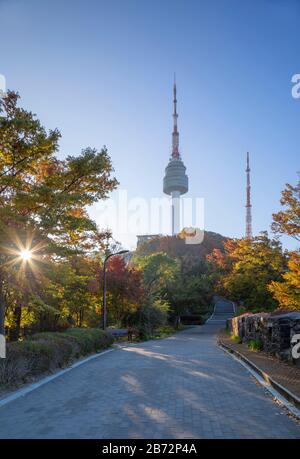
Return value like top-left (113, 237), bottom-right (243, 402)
top-left (245, 152), bottom-right (252, 239)
top-left (171, 190), bottom-right (180, 235)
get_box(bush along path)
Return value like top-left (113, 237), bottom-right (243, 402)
top-left (1, 320), bottom-right (300, 438)
top-left (0, 329), bottom-right (114, 389)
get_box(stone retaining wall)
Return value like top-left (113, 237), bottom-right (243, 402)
top-left (227, 312), bottom-right (300, 367)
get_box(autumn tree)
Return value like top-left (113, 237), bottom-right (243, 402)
top-left (171, 259), bottom-right (216, 316)
top-left (135, 232), bottom-right (226, 262)
top-left (131, 252), bottom-right (178, 329)
top-left (209, 233), bottom-right (286, 310)
top-left (134, 252), bottom-right (179, 298)
top-left (272, 177), bottom-right (300, 241)
top-left (103, 256), bottom-right (143, 327)
top-left (133, 252), bottom-right (215, 327)
top-left (269, 251), bottom-right (300, 310)
top-left (0, 91), bottom-right (118, 336)
top-left (269, 176), bottom-right (300, 310)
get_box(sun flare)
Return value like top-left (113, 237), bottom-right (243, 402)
top-left (19, 249), bottom-right (32, 261)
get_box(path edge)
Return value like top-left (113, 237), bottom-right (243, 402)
top-left (0, 347), bottom-right (117, 409)
top-left (218, 339), bottom-right (300, 419)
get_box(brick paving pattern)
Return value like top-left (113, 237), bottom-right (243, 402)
top-left (0, 300), bottom-right (299, 439)
top-left (219, 330), bottom-right (300, 400)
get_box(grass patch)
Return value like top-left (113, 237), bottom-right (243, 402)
top-left (247, 339), bottom-right (263, 352)
top-left (230, 333), bottom-right (242, 344)
top-left (142, 324), bottom-right (186, 341)
top-left (154, 325), bottom-right (177, 339)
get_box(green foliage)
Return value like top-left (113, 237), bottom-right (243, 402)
top-left (230, 334), bottom-right (242, 344)
top-left (152, 324), bottom-right (180, 339)
top-left (133, 248), bottom-right (216, 326)
top-left (0, 92), bottom-right (118, 337)
top-left (64, 328), bottom-right (112, 354)
top-left (135, 231), bottom-right (226, 260)
top-left (135, 297), bottom-right (169, 339)
top-left (134, 252), bottom-right (179, 294)
top-left (208, 232), bottom-right (286, 311)
top-left (169, 265), bottom-right (215, 316)
top-left (247, 339), bottom-right (263, 352)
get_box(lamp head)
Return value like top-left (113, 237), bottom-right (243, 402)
top-left (117, 250), bottom-right (130, 255)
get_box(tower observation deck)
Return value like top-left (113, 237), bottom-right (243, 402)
top-left (163, 80), bottom-right (188, 235)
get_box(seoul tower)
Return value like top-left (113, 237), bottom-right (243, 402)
top-left (245, 152), bottom-right (253, 239)
top-left (163, 78), bottom-right (189, 235)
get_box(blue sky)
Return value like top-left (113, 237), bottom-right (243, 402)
top-left (0, 0), bottom-right (299, 249)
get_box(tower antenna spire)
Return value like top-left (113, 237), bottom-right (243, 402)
top-left (245, 152), bottom-right (253, 239)
top-left (172, 74), bottom-right (180, 159)
top-left (163, 79), bottom-right (188, 235)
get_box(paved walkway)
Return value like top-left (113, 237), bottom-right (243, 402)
top-left (219, 330), bottom-right (300, 401)
top-left (0, 300), bottom-right (300, 438)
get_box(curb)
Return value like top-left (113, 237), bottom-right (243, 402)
top-left (219, 339), bottom-right (300, 414)
top-left (0, 332), bottom-right (180, 410)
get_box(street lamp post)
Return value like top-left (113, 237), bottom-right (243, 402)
top-left (102, 250), bottom-right (129, 330)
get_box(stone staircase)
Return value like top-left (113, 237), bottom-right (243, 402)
top-left (207, 300), bottom-right (235, 322)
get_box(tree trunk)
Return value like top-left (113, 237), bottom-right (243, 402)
top-left (0, 282), bottom-right (6, 336)
top-left (175, 315), bottom-right (181, 329)
top-left (9, 304), bottom-right (22, 341)
top-left (79, 310), bottom-right (84, 327)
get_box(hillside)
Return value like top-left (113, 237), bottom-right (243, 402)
top-left (135, 231), bottom-right (228, 261)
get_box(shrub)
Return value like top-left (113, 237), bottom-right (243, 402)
top-left (0, 328), bottom-right (114, 388)
top-left (230, 333), bottom-right (242, 344)
top-left (247, 339), bottom-right (263, 352)
top-left (30, 332), bottom-right (80, 364)
top-left (153, 324), bottom-right (185, 339)
top-left (136, 297), bottom-right (169, 339)
top-left (65, 328), bottom-right (112, 354)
